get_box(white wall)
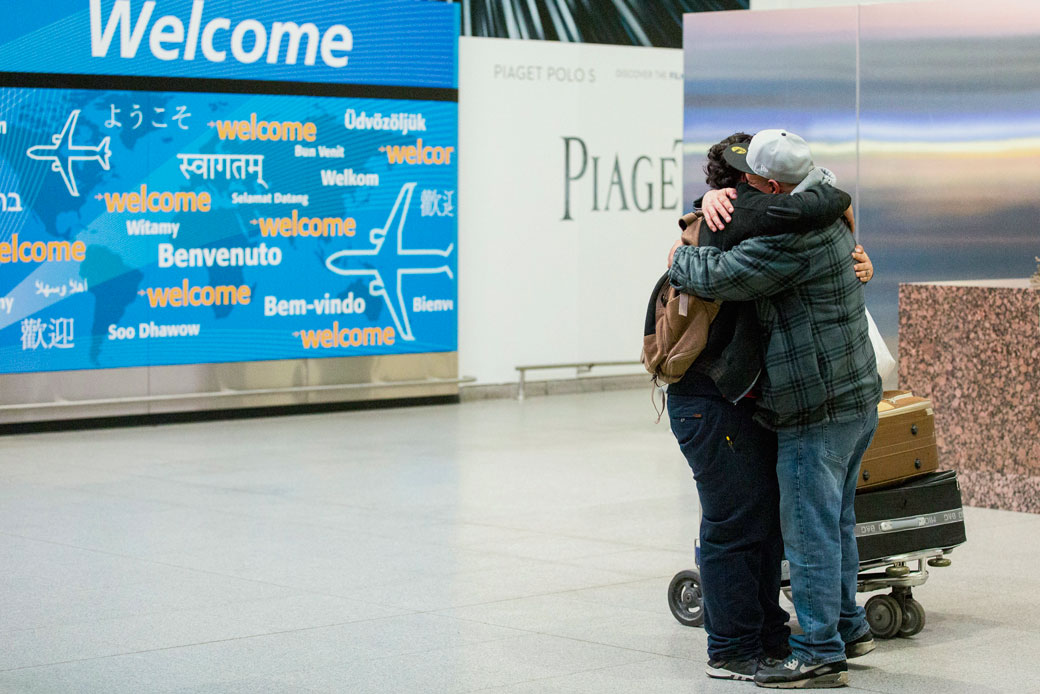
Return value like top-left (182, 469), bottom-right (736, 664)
top-left (751, 0), bottom-right (928, 8)
top-left (457, 0), bottom-right (931, 387)
top-left (458, 38), bottom-right (684, 385)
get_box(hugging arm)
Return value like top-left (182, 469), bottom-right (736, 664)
top-left (701, 184), bottom-right (852, 235)
top-left (764, 185), bottom-right (852, 231)
top-left (669, 234), bottom-right (810, 302)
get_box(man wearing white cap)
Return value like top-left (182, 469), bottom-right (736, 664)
top-left (668, 129), bottom-right (883, 689)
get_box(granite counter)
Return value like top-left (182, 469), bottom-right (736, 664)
top-left (899, 279), bottom-right (1040, 513)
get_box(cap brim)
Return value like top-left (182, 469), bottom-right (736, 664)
top-left (721, 143), bottom-right (755, 175)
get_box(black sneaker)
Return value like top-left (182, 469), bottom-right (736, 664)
top-left (844, 631), bottom-right (875, 659)
top-left (706, 657), bottom-right (757, 681)
top-left (754, 655), bottom-right (849, 688)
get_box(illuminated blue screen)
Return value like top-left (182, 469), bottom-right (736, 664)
top-left (0, 0), bottom-right (458, 374)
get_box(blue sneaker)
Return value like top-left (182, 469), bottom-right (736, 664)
top-left (754, 655), bottom-right (849, 688)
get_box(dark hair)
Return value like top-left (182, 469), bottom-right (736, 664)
top-left (704, 131), bottom-right (752, 190)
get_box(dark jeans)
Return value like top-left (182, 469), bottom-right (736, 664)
top-left (669, 393), bottom-right (789, 661)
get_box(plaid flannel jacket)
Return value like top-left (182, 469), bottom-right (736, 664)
top-left (669, 216), bottom-right (882, 431)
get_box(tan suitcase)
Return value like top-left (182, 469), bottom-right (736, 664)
top-left (857, 391), bottom-right (939, 491)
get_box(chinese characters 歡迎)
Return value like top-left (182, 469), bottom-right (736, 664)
top-left (420, 189), bottom-right (455, 218)
top-left (20, 317), bottom-right (75, 350)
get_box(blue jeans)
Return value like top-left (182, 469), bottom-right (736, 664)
top-left (776, 411), bottom-right (879, 665)
top-left (669, 394), bottom-right (789, 661)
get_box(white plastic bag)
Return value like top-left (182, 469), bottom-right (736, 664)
top-left (865, 308), bottom-right (896, 382)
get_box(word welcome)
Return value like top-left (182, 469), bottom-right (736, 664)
top-left (295, 321), bottom-right (395, 349)
top-left (252, 211), bottom-right (356, 238)
top-left (140, 280), bottom-right (251, 308)
top-left (97, 186), bottom-right (211, 213)
top-left (0, 236), bottom-right (85, 264)
top-left (379, 139), bottom-right (454, 166)
top-left (212, 114), bottom-right (316, 142)
top-left (90, 0), bottom-right (353, 67)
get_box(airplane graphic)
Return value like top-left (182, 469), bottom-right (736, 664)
top-left (325, 182), bottom-right (455, 342)
top-left (26, 110), bottom-right (111, 197)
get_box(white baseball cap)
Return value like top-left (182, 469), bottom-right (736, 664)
top-left (721, 129), bottom-right (814, 184)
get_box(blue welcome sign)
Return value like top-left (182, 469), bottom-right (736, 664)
top-left (0, 0), bottom-right (458, 375)
top-left (0, 1), bottom-right (457, 87)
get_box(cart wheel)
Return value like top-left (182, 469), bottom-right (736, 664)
top-left (668, 570), bottom-right (704, 627)
top-left (898, 598), bottom-right (926, 638)
top-left (865, 594), bottom-right (903, 639)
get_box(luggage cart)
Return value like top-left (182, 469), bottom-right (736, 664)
top-left (667, 538), bottom-right (959, 639)
top-left (668, 396), bottom-right (965, 639)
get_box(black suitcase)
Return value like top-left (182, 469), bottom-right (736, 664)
top-left (854, 470), bottom-right (966, 564)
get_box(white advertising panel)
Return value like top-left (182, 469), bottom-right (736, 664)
top-left (459, 37), bottom-right (683, 385)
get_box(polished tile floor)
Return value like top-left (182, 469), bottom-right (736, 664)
top-left (1, 389), bottom-right (1038, 693)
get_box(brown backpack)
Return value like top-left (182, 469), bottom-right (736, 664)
top-left (640, 212), bottom-right (721, 386)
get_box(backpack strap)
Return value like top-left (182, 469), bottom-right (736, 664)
top-left (644, 271), bottom-right (671, 338)
top-left (651, 382), bottom-right (667, 424)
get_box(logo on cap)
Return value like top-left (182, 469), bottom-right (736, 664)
top-left (730, 146), bottom-right (747, 155)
